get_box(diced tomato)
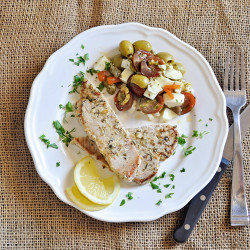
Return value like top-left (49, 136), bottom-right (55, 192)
top-left (106, 76), bottom-right (121, 85)
top-left (97, 70), bottom-right (109, 82)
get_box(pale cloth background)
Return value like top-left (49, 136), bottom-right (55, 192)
top-left (0, 0), bottom-right (249, 249)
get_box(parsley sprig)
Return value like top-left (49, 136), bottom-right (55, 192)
top-left (59, 101), bottom-right (74, 123)
top-left (177, 134), bottom-right (196, 157)
top-left (53, 120), bottom-right (75, 147)
top-left (104, 61), bottom-right (111, 70)
top-left (39, 134), bottom-right (58, 149)
top-left (69, 71), bottom-right (85, 94)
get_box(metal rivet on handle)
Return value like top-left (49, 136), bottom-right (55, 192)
top-left (184, 224), bottom-right (190, 230)
top-left (217, 167), bottom-right (222, 172)
top-left (200, 195), bottom-right (206, 201)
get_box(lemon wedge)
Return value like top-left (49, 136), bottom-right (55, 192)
top-left (73, 156), bottom-right (120, 205)
top-left (66, 185), bottom-right (108, 211)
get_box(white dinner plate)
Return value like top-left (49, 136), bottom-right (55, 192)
top-left (24, 23), bottom-right (228, 222)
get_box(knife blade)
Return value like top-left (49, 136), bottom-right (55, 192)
top-left (173, 104), bottom-right (250, 243)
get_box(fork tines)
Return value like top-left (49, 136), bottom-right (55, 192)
top-left (224, 48), bottom-right (246, 92)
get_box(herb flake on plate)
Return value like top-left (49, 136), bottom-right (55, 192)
top-left (53, 120), bottom-right (75, 147)
top-left (39, 134), bottom-right (58, 149)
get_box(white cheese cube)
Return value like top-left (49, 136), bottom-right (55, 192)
top-left (93, 56), bottom-right (110, 71)
top-left (161, 108), bottom-right (178, 122)
top-left (120, 68), bottom-right (133, 83)
top-left (163, 93), bottom-right (185, 108)
top-left (155, 76), bottom-right (174, 88)
top-left (147, 114), bottom-right (155, 121)
top-left (173, 81), bottom-right (183, 93)
top-left (159, 64), bottom-right (167, 70)
top-left (143, 79), bottom-right (162, 100)
top-left (164, 68), bottom-right (182, 80)
top-left (121, 59), bottom-right (131, 69)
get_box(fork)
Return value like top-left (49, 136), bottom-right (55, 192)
top-left (224, 48), bottom-right (249, 226)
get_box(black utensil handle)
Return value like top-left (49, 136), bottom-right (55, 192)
top-left (173, 161), bottom-right (228, 243)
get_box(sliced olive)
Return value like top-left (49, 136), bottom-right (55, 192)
top-left (130, 74), bottom-right (149, 89)
top-left (172, 62), bottom-right (186, 75)
top-left (139, 95), bottom-right (164, 114)
top-left (156, 52), bottom-right (174, 63)
top-left (133, 40), bottom-right (152, 52)
top-left (119, 40), bottom-right (134, 57)
top-left (114, 84), bottom-right (133, 111)
top-left (104, 81), bottom-right (117, 95)
top-left (112, 54), bottom-right (123, 69)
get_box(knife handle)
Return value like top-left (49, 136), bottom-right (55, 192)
top-left (173, 161), bottom-right (228, 243)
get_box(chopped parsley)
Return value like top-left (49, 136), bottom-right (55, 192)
top-left (69, 59), bottom-right (74, 62)
top-left (163, 184), bottom-right (171, 188)
top-left (209, 118), bottom-right (213, 121)
top-left (150, 182), bottom-right (160, 190)
top-left (56, 162), bottom-right (60, 167)
top-left (171, 185), bottom-right (175, 189)
top-left (81, 44), bottom-right (85, 49)
top-left (169, 174), bottom-right (175, 181)
top-left (52, 120), bottom-right (75, 147)
top-left (120, 199), bottom-right (125, 206)
top-left (69, 71), bottom-right (85, 94)
top-left (192, 130), bottom-right (199, 137)
top-left (76, 54), bottom-right (89, 66)
top-left (192, 130), bottom-right (209, 139)
top-left (157, 189), bottom-right (162, 193)
top-left (165, 193), bottom-right (174, 199)
top-left (126, 192), bottom-right (133, 200)
top-left (198, 119), bottom-right (202, 122)
top-left (104, 61), bottom-right (111, 70)
top-left (97, 82), bottom-right (104, 92)
top-left (178, 134), bottom-right (196, 157)
top-left (152, 171), bottom-right (166, 182)
top-left (199, 131), bottom-right (209, 139)
top-left (184, 146), bottom-right (196, 157)
top-left (86, 68), bottom-right (99, 75)
top-left (39, 134), bottom-right (58, 149)
top-left (59, 102), bottom-right (74, 123)
top-left (180, 168), bottom-right (185, 173)
top-left (156, 199), bottom-right (162, 206)
top-left (178, 134), bottom-right (187, 146)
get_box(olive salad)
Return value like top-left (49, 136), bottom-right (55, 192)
top-left (91, 40), bottom-right (196, 122)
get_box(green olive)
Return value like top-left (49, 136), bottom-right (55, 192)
top-left (133, 40), bottom-right (152, 52)
top-left (119, 40), bottom-right (134, 57)
top-left (130, 74), bottom-right (150, 88)
top-left (104, 81), bottom-right (117, 95)
top-left (172, 62), bottom-right (186, 75)
top-left (112, 54), bottom-right (123, 69)
top-left (156, 52), bottom-right (174, 63)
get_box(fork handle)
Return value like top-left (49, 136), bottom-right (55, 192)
top-left (231, 110), bottom-right (249, 226)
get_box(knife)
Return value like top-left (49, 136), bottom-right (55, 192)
top-left (173, 104), bottom-right (250, 243)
